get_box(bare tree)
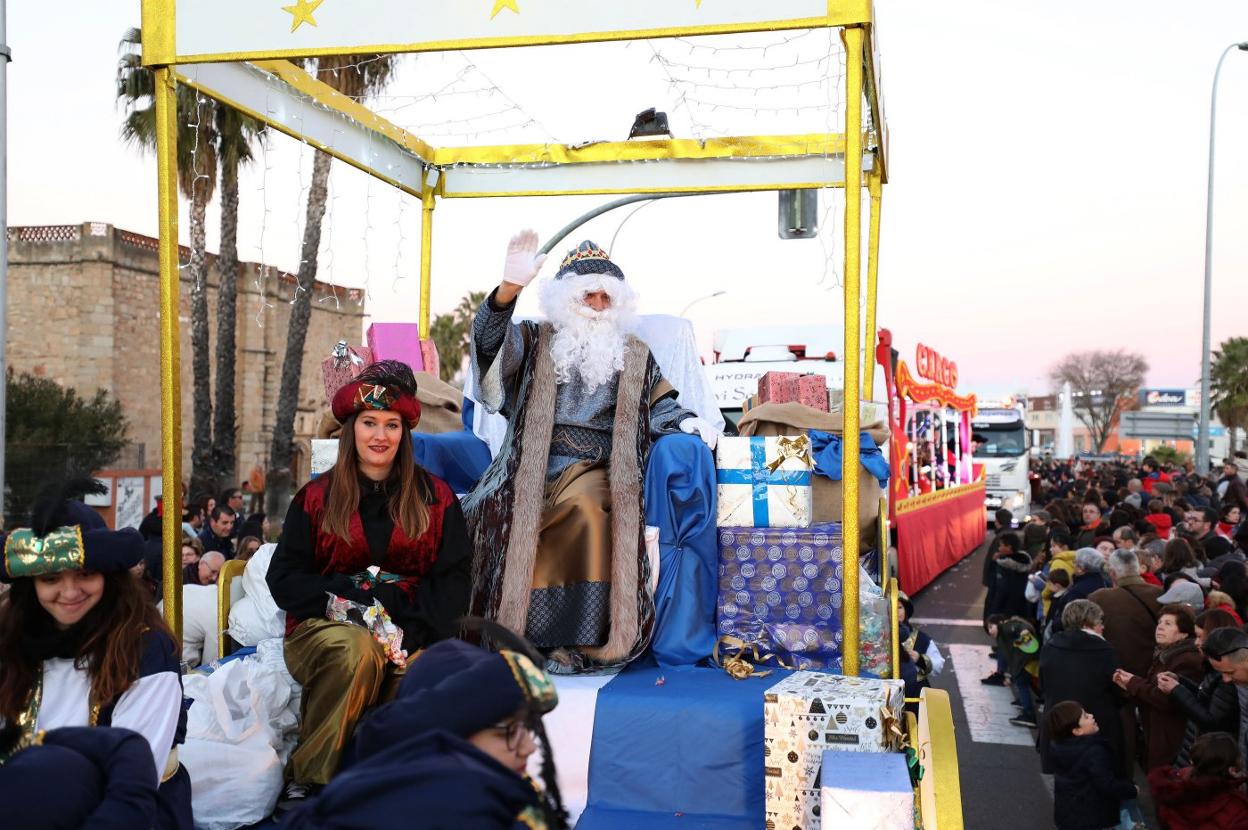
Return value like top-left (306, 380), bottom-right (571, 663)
top-left (1049, 350), bottom-right (1148, 453)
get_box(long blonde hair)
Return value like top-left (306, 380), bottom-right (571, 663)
top-left (321, 413), bottom-right (431, 542)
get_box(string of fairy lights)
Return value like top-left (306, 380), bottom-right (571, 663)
top-left (172, 28), bottom-right (867, 331)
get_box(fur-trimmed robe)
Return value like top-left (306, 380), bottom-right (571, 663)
top-left (464, 321), bottom-right (682, 671)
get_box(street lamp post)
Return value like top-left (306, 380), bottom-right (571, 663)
top-left (1198, 41), bottom-right (1248, 474)
top-left (679, 290), bottom-right (726, 318)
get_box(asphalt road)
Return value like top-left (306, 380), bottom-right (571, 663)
top-left (914, 536), bottom-right (1157, 830)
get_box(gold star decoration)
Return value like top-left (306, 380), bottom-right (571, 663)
top-left (695, 0), bottom-right (704, 6)
top-left (491, 0), bottom-right (520, 20)
top-left (283, 0), bottom-right (324, 33)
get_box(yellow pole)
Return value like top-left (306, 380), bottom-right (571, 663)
top-left (841, 25), bottom-right (864, 676)
top-left (155, 67), bottom-right (183, 639)
top-left (418, 187), bottom-right (436, 340)
top-left (863, 171), bottom-right (882, 401)
top-left (889, 577), bottom-right (900, 680)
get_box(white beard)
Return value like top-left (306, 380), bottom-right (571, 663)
top-left (538, 271), bottom-right (639, 394)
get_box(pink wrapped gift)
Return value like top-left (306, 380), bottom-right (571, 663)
top-left (420, 338), bottom-right (440, 381)
top-left (366, 323), bottom-right (425, 372)
top-left (757, 371), bottom-right (802, 405)
top-left (797, 375), bottom-right (829, 412)
top-left (321, 341), bottom-right (373, 398)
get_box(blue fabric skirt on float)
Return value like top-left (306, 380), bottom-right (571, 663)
top-left (644, 433), bottom-right (721, 668)
top-left (577, 660), bottom-right (790, 829)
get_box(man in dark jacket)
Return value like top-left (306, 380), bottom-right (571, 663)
top-left (1164, 625), bottom-right (1247, 767)
top-left (1187, 506), bottom-right (1235, 562)
top-left (1039, 599), bottom-right (1124, 775)
top-left (1076, 500), bottom-right (1108, 549)
top-left (1049, 549), bottom-right (1109, 634)
top-left (1090, 550), bottom-right (1162, 678)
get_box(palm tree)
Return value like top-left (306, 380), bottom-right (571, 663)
top-left (430, 290), bottom-right (487, 384)
top-left (117, 28), bottom-right (219, 497)
top-left (211, 107), bottom-right (265, 491)
top-left (267, 54), bottom-right (397, 522)
top-left (1211, 337), bottom-right (1248, 454)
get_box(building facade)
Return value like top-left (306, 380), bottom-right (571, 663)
top-left (1025, 388), bottom-right (1234, 460)
top-left (6, 222), bottom-right (365, 504)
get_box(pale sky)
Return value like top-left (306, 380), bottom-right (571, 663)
top-left (8, 1), bottom-right (1248, 399)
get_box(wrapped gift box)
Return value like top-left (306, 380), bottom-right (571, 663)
top-left (716, 435), bottom-right (813, 528)
top-left (764, 672), bottom-right (906, 829)
top-left (757, 371), bottom-right (801, 405)
top-left (716, 524), bottom-right (844, 670)
top-left (366, 322), bottom-right (427, 372)
top-left (797, 375), bottom-right (829, 412)
top-left (419, 338), bottom-right (440, 381)
top-left (321, 341), bottom-right (373, 398)
top-left (819, 750), bottom-right (914, 830)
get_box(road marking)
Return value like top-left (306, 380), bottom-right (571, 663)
top-left (919, 618), bottom-right (986, 628)
top-left (947, 643), bottom-right (1036, 746)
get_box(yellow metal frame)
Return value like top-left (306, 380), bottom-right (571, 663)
top-left (916, 688), bottom-right (965, 830)
top-left (148, 1), bottom-right (875, 66)
top-left (216, 558), bottom-right (247, 659)
top-left (888, 576), bottom-right (900, 679)
top-left (144, 2), bottom-right (893, 691)
top-left (155, 66), bottom-right (184, 639)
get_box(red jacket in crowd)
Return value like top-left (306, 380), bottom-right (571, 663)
top-left (1147, 766), bottom-right (1248, 830)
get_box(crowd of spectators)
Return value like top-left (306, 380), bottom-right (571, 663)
top-left (983, 454), bottom-right (1248, 829)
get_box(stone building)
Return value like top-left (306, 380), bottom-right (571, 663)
top-left (6, 222), bottom-right (366, 503)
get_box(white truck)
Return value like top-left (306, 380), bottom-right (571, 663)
top-left (972, 402), bottom-right (1031, 525)
top-left (706, 325), bottom-right (851, 425)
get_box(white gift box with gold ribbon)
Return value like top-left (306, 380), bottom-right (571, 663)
top-left (715, 434), bottom-right (814, 528)
top-left (764, 671), bottom-right (907, 829)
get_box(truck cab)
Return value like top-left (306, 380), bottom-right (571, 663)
top-left (973, 405), bottom-right (1031, 525)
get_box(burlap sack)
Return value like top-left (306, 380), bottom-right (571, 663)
top-left (316, 371), bottom-right (466, 439)
top-left (737, 402), bottom-right (889, 551)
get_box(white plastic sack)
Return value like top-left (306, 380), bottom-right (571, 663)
top-left (181, 646), bottom-right (301, 830)
top-left (227, 543), bottom-right (286, 647)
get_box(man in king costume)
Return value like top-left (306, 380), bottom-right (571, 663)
top-left (464, 230), bottom-right (719, 673)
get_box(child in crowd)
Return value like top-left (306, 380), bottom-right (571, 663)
top-left (1148, 732), bottom-right (1248, 830)
top-left (897, 593), bottom-right (944, 711)
top-left (1046, 701), bottom-right (1137, 830)
top-left (1040, 569), bottom-right (1071, 638)
top-left (983, 614), bottom-right (1040, 728)
top-left (986, 532), bottom-right (1033, 620)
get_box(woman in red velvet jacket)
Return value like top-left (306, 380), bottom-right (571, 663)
top-left (1148, 732), bottom-right (1248, 830)
top-left (267, 360), bottom-right (472, 803)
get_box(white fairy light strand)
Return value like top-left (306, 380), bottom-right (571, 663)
top-left (254, 92), bottom-right (278, 326)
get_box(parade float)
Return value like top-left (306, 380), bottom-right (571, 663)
top-left (141, 2), bottom-right (963, 827)
top-left (877, 329), bottom-right (986, 596)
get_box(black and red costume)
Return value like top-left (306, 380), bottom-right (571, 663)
top-left (267, 468), bottom-right (472, 652)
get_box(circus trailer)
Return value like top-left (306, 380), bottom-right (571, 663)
top-left (876, 330), bottom-right (986, 596)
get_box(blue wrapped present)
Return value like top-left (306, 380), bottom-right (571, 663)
top-left (715, 524), bottom-right (844, 670)
top-left (715, 435), bottom-right (814, 528)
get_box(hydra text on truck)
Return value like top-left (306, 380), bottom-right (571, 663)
top-left (707, 325), bottom-right (846, 425)
top-left (973, 401), bottom-right (1031, 525)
